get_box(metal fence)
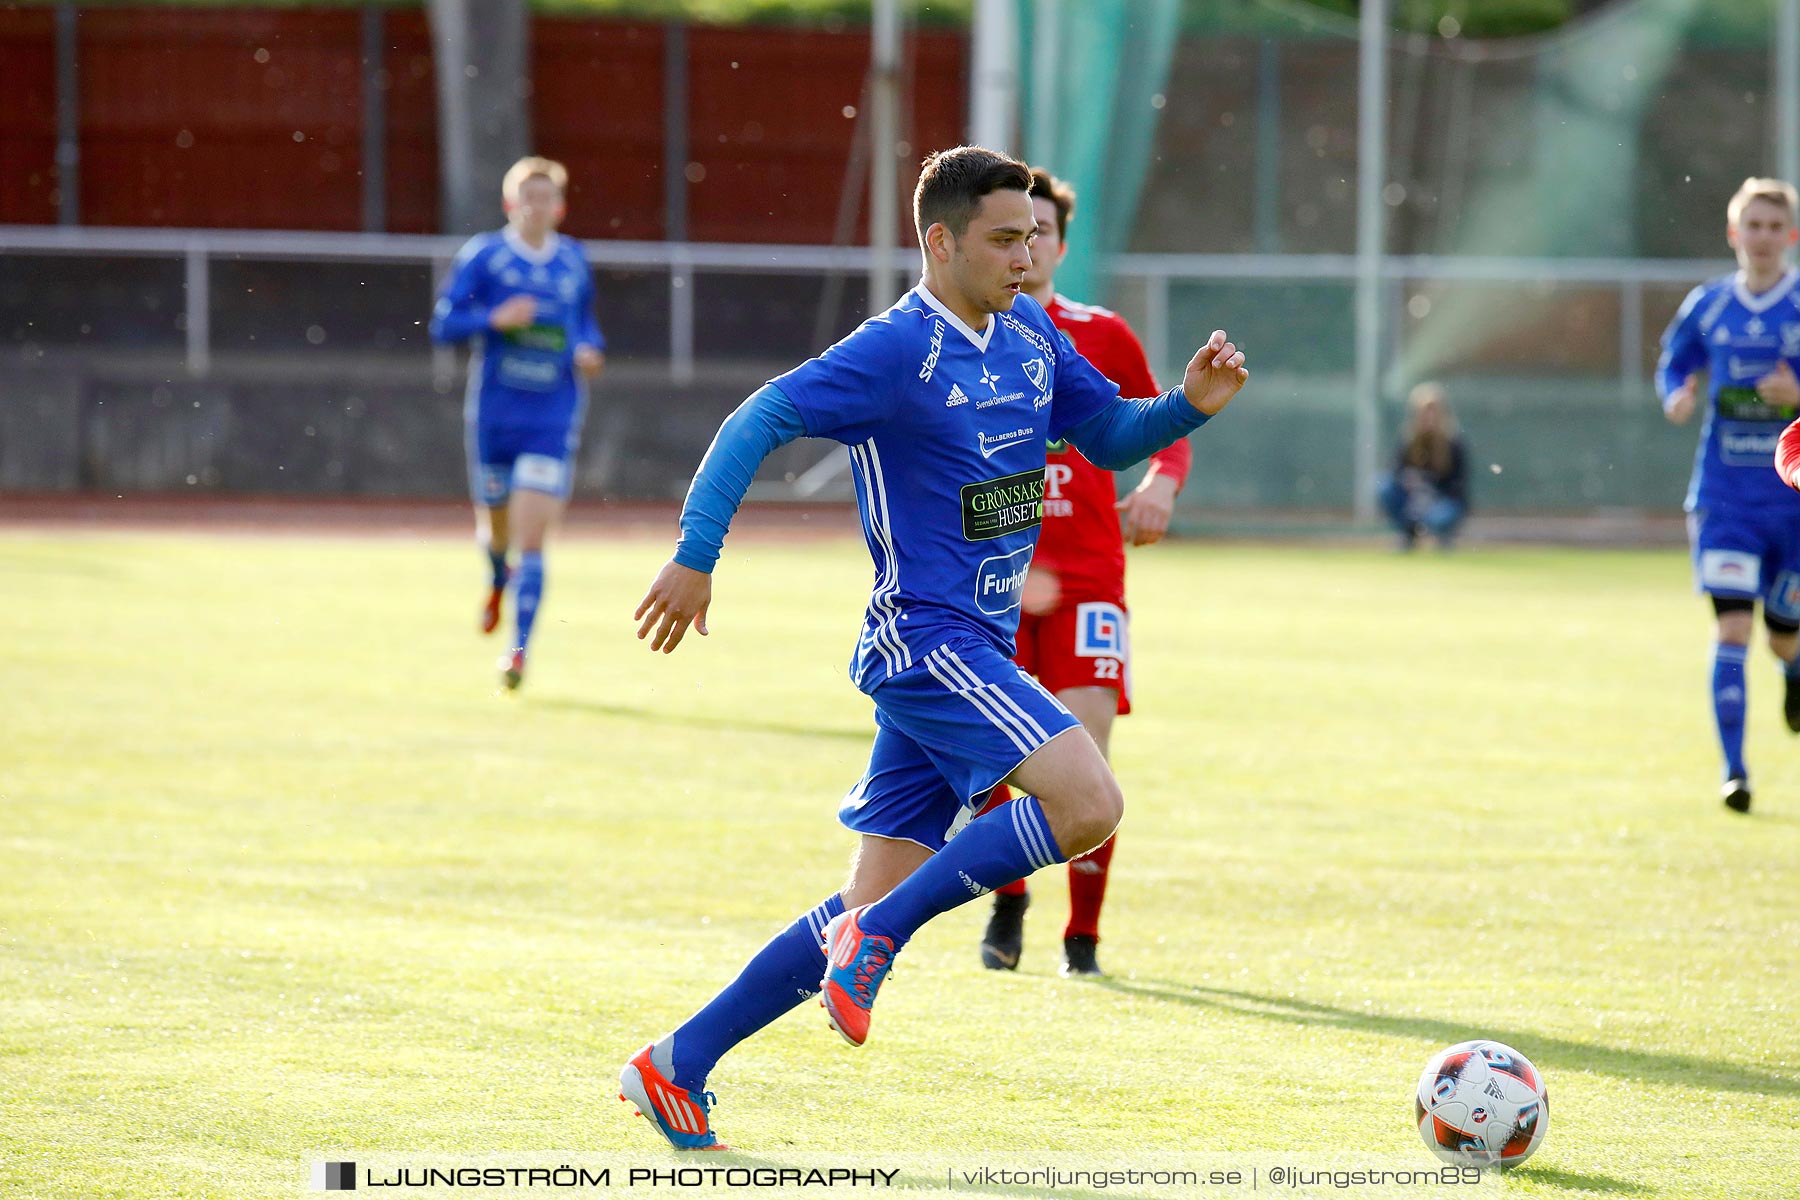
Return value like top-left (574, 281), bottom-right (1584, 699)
top-left (0, 225), bottom-right (1723, 513)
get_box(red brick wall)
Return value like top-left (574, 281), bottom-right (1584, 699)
top-left (686, 24), bottom-right (964, 244)
top-left (381, 8), bottom-right (439, 234)
top-left (532, 18), bottom-right (665, 240)
top-left (0, 7), bottom-right (967, 243)
top-left (80, 9), bottom-right (365, 228)
top-left (0, 9), bottom-right (60, 225)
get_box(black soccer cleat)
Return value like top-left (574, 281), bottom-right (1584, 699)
top-left (979, 890), bottom-right (1029, 970)
top-left (1785, 674), bottom-right (1800, 733)
top-left (1060, 934), bottom-right (1104, 978)
top-left (1721, 777), bottom-right (1752, 815)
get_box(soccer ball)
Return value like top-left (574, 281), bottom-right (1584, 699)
top-left (1414, 1040), bottom-right (1549, 1169)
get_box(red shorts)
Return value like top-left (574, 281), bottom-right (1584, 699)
top-left (1014, 598), bottom-right (1132, 715)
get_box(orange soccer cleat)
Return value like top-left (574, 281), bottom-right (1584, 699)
top-left (618, 1041), bottom-right (729, 1151)
top-left (818, 905), bottom-right (896, 1048)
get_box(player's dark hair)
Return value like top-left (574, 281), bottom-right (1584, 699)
top-left (1029, 168), bottom-right (1077, 240)
top-left (913, 146), bottom-right (1033, 246)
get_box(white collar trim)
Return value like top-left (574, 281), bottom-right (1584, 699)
top-left (1734, 268), bottom-right (1799, 313)
top-left (915, 282), bottom-right (993, 352)
top-left (504, 228), bottom-right (561, 265)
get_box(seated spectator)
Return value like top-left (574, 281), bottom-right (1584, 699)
top-left (1378, 382), bottom-right (1468, 550)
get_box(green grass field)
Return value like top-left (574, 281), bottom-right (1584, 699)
top-left (3, 530), bottom-right (1797, 1199)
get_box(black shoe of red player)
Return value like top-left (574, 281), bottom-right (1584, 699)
top-left (979, 890), bottom-right (1029, 970)
top-left (1060, 934), bottom-right (1104, 978)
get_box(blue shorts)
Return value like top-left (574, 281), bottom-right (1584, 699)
top-left (1688, 506), bottom-right (1800, 620)
top-left (467, 423), bottom-right (577, 506)
top-left (838, 638), bottom-right (1082, 852)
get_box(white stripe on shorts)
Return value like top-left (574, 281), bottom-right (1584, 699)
top-left (924, 648), bottom-right (1036, 755)
top-left (939, 648), bottom-right (1051, 743)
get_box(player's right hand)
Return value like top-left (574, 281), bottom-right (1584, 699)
top-left (635, 560), bottom-right (712, 653)
top-left (489, 295), bottom-right (538, 331)
top-left (1663, 375), bottom-right (1697, 425)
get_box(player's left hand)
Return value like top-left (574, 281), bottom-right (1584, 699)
top-left (1181, 330), bottom-right (1249, 416)
top-left (635, 560), bottom-right (711, 653)
top-left (1118, 472), bottom-right (1179, 546)
top-left (575, 346), bottom-right (605, 380)
top-left (1757, 360), bottom-right (1800, 408)
top-left (1021, 566), bottom-right (1062, 616)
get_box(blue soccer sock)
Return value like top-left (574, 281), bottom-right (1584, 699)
top-left (486, 544), bottom-right (509, 591)
top-left (1713, 642), bottom-right (1749, 780)
top-left (860, 794), bottom-right (1067, 949)
top-left (666, 894), bottom-right (845, 1092)
top-left (513, 551), bottom-right (544, 653)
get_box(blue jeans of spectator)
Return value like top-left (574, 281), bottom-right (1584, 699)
top-left (1378, 475), bottom-right (1465, 542)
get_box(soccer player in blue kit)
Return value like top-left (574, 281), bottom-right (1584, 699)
top-left (1658, 177), bottom-right (1800, 814)
top-left (617, 147), bottom-right (1249, 1149)
top-left (430, 156), bottom-right (605, 690)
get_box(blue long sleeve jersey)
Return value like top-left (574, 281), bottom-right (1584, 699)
top-left (1657, 268), bottom-right (1800, 512)
top-left (429, 228), bottom-right (604, 432)
top-left (673, 287), bottom-right (1213, 693)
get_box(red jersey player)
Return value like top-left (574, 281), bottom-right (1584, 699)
top-left (978, 168), bottom-right (1193, 977)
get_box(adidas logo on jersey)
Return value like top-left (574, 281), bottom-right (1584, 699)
top-left (946, 383), bottom-right (970, 407)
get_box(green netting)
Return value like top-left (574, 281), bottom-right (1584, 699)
top-left (1089, 0), bottom-right (1795, 517)
top-left (1016, 0), bottom-right (1180, 304)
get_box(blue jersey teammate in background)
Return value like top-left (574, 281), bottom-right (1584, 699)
top-left (1658, 176), bottom-right (1800, 814)
top-left (430, 156), bottom-right (605, 691)
top-left (618, 146), bottom-right (1250, 1150)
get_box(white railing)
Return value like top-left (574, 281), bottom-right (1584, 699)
top-left (0, 224), bottom-right (1729, 504)
top-left (0, 223), bottom-right (1729, 386)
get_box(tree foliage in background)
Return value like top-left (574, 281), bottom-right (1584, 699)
top-left (1277, 0), bottom-right (1781, 41)
top-left (13, 0), bottom-right (1783, 42)
top-left (1290, 0), bottom-right (1572, 37)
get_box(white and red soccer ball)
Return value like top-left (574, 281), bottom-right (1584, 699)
top-left (1414, 1040), bottom-right (1549, 1169)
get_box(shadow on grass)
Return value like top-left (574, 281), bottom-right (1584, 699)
top-left (1510, 1164), bottom-right (1653, 1194)
top-left (1097, 981), bottom-right (1795, 1099)
top-left (534, 697), bottom-right (869, 743)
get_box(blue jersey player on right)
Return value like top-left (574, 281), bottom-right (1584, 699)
top-left (1658, 177), bottom-right (1800, 814)
top-left (430, 156), bottom-right (605, 691)
top-left (617, 147), bottom-right (1249, 1149)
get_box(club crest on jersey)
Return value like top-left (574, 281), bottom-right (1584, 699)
top-left (1783, 323), bottom-right (1800, 356)
top-left (1022, 357), bottom-right (1048, 392)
